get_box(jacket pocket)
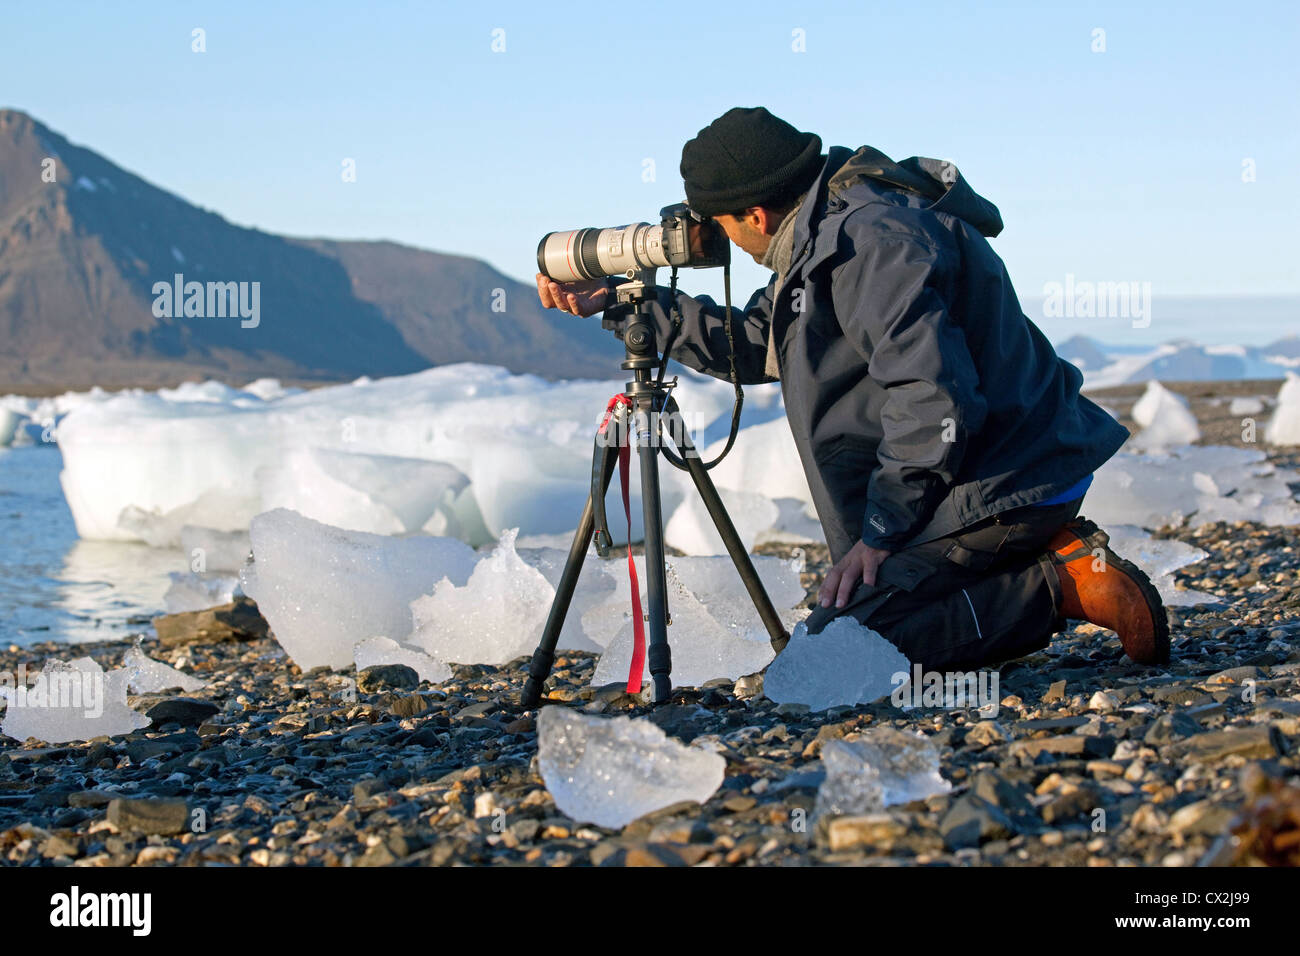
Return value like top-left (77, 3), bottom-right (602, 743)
top-left (813, 434), bottom-right (876, 559)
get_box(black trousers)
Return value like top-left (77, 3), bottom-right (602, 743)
top-left (802, 498), bottom-right (1083, 671)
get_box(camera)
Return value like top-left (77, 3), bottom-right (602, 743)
top-left (536, 203), bottom-right (729, 283)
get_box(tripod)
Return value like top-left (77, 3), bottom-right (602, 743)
top-left (521, 269), bottom-right (789, 707)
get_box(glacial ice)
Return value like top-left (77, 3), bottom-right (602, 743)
top-left (763, 617), bottom-right (911, 712)
top-left (591, 564), bottom-right (777, 687)
top-left (0, 407), bottom-right (20, 447)
top-left (239, 508), bottom-right (478, 670)
top-left (1265, 373), bottom-right (1300, 445)
top-left (515, 545), bottom-right (614, 654)
top-left (54, 364), bottom-right (684, 545)
top-left (536, 708), bottom-right (725, 829)
top-left (179, 525), bottom-right (251, 572)
top-left (407, 528), bottom-right (554, 666)
top-left (588, 554), bottom-right (807, 687)
top-left (257, 447), bottom-right (468, 536)
top-left (664, 487), bottom-right (778, 556)
top-left (1129, 380), bottom-right (1200, 449)
top-left (1103, 525), bottom-right (1217, 606)
top-left (0, 657), bottom-right (150, 744)
top-left (1088, 445), bottom-right (1300, 529)
top-left (122, 638), bottom-right (207, 694)
top-left (1228, 396), bottom-right (1264, 416)
top-left (813, 728), bottom-right (951, 818)
top-left (354, 636), bottom-right (451, 685)
top-left (162, 572), bottom-right (239, 614)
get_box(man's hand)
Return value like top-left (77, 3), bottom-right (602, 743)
top-left (818, 540), bottom-right (893, 609)
top-left (535, 274), bottom-right (611, 318)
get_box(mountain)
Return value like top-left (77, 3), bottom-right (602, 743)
top-left (0, 109), bottom-right (623, 387)
top-left (1054, 334), bottom-right (1298, 389)
top-left (1055, 334), bottom-right (1112, 371)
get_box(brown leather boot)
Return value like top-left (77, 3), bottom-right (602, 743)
top-left (1046, 517), bottom-right (1170, 665)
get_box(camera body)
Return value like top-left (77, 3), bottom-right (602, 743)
top-left (537, 203), bottom-right (729, 283)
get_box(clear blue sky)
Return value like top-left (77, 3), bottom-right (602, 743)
top-left (3, 0), bottom-right (1297, 341)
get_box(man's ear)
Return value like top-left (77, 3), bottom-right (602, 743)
top-left (750, 206), bottom-right (780, 236)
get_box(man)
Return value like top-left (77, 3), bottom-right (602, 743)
top-left (536, 106), bottom-right (1168, 671)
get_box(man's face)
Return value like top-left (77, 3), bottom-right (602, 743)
top-left (711, 211), bottom-right (773, 264)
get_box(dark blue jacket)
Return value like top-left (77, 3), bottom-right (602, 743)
top-left (609, 145), bottom-right (1129, 564)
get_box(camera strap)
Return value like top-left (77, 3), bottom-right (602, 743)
top-left (594, 394), bottom-right (648, 694)
top-left (658, 266), bottom-right (745, 471)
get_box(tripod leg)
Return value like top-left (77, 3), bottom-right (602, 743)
top-left (665, 396), bottom-right (790, 651)
top-left (633, 405), bottom-right (673, 705)
top-left (521, 449), bottom-right (618, 709)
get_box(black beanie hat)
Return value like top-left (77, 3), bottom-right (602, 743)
top-left (680, 107), bottom-right (824, 216)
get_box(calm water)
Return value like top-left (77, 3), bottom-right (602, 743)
top-left (0, 444), bottom-right (184, 647)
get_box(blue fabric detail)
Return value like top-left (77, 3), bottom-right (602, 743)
top-left (1034, 474), bottom-right (1093, 507)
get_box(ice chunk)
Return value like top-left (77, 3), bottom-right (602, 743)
top-left (354, 636), bottom-right (451, 685)
top-left (537, 708), bottom-right (725, 829)
top-left (1229, 396), bottom-right (1264, 416)
top-left (664, 487), bottom-right (778, 556)
top-left (115, 487), bottom-right (260, 548)
top-left (1265, 373), bottom-right (1300, 445)
top-left (407, 528), bottom-right (553, 666)
top-left (0, 657), bottom-right (150, 743)
top-left (0, 407), bottom-right (21, 447)
top-left (162, 571), bottom-right (239, 613)
top-left (122, 638), bottom-right (207, 693)
top-left (241, 378), bottom-right (300, 401)
top-left (695, 417), bottom-right (813, 504)
top-left (1104, 525), bottom-right (1216, 606)
top-left (1088, 445), bottom-right (1300, 529)
top-left (179, 525), bottom-right (250, 572)
top-left (1129, 381), bottom-right (1200, 449)
top-left (516, 546), bottom-right (616, 654)
top-left (585, 554), bottom-right (805, 687)
top-left (813, 728), bottom-right (951, 819)
top-left (239, 508), bottom-right (478, 670)
top-left (754, 497), bottom-right (824, 546)
top-left (764, 617), bottom-right (910, 712)
top-left (670, 553), bottom-right (808, 630)
top-left (257, 448), bottom-right (468, 535)
top-left (591, 563), bottom-right (777, 687)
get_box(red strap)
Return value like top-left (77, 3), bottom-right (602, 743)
top-left (597, 394), bottom-right (645, 694)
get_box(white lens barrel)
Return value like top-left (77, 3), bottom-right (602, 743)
top-left (537, 224), bottom-right (669, 281)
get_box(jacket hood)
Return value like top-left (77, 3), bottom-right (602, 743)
top-left (823, 145), bottom-right (1004, 238)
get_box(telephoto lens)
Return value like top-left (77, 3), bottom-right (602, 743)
top-left (536, 223), bottom-right (670, 282)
